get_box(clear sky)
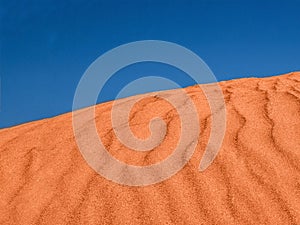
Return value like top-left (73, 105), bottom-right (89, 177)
top-left (0, 0), bottom-right (299, 128)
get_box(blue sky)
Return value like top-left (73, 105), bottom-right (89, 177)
top-left (0, 0), bottom-right (299, 128)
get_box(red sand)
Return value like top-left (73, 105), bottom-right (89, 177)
top-left (1, 72), bottom-right (300, 224)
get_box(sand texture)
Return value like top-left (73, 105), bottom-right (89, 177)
top-left (1, 72), bottom-right (300, 224)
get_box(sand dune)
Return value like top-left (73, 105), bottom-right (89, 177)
top-left (1, 72), bottom-right (300, 224)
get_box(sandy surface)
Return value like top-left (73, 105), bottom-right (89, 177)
top-left (1, 72), bottom-right (300, 224)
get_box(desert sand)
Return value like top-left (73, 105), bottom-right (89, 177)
top-left (0, 72), bottom-right (300, 224)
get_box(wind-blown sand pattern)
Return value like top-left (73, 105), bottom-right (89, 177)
top-left (1, 72), bottom-right (300, 224)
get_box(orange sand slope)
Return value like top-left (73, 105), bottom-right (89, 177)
top-left (1, 72), bottom-right (300, 224)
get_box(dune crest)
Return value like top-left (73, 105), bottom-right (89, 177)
top-left (1, 72), bottom-right (300, 224)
